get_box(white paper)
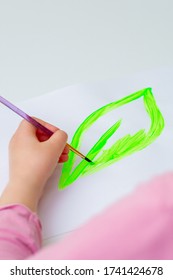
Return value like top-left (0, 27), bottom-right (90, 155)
top-left (0, 68), bottom-right (172, 241)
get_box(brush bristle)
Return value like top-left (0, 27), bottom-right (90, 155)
top-left (85, 157), bottom-right (94, 164)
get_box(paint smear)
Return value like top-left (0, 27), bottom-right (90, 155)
top-left (59, 88), bottom-right (164, 189)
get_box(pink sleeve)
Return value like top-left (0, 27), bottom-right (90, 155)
top-left (0, 204), bottom-right (42, 260)
top-left (30, 173), bottom-right (173, 260)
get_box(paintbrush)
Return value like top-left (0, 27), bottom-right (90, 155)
top-left (0, 95), bottom-right (92, 163)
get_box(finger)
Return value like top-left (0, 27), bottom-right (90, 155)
top-left (19, 116), bottom-right (60, 142)
top-left (36, 131), bottom-right (49, 142)
top-left (16, 116), bottom-right (59, 137)
top-left (47, 130), bottom-right (68, 158)
top-left (58, 154), bottom-right (69, 163)
top-left (33, 117), bottom-right (60, 133)
top-left (58, 146), bottom-right (70, 162)
top-left (16, 119), bottom-right (37, 138)
top-left (62, 145), bottom-right (70, 155)
top-left (33, 117), bottom-right (62, 142)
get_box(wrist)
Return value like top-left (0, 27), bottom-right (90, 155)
top-left (0, 180), bottom-right (43, 212)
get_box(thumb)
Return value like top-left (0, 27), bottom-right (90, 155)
top-left (46, 129), bottom-right (68, 158)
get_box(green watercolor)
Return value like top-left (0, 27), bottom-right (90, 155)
top-left (59, 88), bottom-right (164, 189)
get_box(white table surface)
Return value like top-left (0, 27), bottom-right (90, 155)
top-left (0, 0), bottom-right (173, 102)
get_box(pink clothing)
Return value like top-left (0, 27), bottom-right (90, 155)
top-left (0, 173), bottom-right (173, 260)
top-left (0, 205), bottom-right (41, 260)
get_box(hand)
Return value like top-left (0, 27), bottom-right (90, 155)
top-left (0, 118), bottom-right (68, 212)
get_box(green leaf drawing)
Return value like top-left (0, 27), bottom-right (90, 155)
top-left (59, 88), bottom-right (164, 189)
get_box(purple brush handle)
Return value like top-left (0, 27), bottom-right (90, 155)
top-left (0, 96), bottom-right (54, 137)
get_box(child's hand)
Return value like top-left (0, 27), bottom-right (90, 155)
top-left (0, 119), bottom-right (68, 212)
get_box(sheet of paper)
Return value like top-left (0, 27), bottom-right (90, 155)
top-left (0, 68), bottom-right (172, 241)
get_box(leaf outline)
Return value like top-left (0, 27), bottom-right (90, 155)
top-left (59, 88), bottom-right (164, 189)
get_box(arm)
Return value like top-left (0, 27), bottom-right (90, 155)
top-left (0, 119), bottom-right (68, 259)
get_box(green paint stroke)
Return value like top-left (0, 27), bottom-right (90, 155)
top-left (59, 88), bottom-right (164, 189)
